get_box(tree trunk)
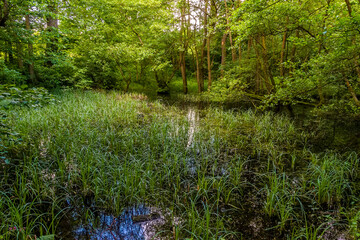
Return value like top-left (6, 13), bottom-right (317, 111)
top-left (16, 42), bottom-right (24, 69)
top-left (207, 34), bottom-right (212, 90)
top-left (261, 36), bottom-right (275, 91)
top-left (254, 38), bottom-right (272, 94)
top-left (280, 17), bottom-right (288, 77)
top-left (199, 0), bottom-right (208, 92)
top-left (180, 0), bottom-right (188, 94)
top-left (343, 0), bottom-right (360, 83)
top-left (344, 0), bottom-right (352, 16)
top-left (25, 12), bottom-right (35, 83)
top-left (247, 37), bottom-right (252, 58)
top-left (194, 46), bottom-right (201, 93)
top-left (46, 2), bottom-right (59, 66)
top-left (0, 0), bottom-right (10, 27)
top-left (7, 41), bottom-right (14, 64)
top-left (224, 0), bottom-right (236, 62)
top-left (180, 52), bottom-right (187, 94)
top-left (221, 33), bottom-right (228, 78)
top-left (345, 78), bottom-right (360, 107)
top-left (289, 30), bottom-right (299, 75)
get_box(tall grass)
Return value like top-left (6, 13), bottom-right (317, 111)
top-left (0, 90), bottom-right (359, 239)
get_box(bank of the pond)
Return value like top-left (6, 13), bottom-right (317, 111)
top-left (1, 90), bottom-right (359, 240)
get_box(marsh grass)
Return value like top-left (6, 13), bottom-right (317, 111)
top-left (0, 90), bottom-right (359, 239)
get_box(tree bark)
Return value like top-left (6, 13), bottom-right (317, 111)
top-left (46, 2), bottom-right (59, 66)
top-left (180, 0), bottom-right (188, 94)
top-left (254, 40), bottom-right (271, 94)
top-left (345, 78), bottom-right (360, 107)
top-left (344, 0), bottom-right (352, 16)
top-left (280, 17), bottom-right (288, 77)
top-left (224, 0), bottom-right (236, 62)
top-left (343, 0), bottom-right (360, 83)
top-left (0, 0), bottom-right (10, 27)
top-left (199, 0), bottom-right (208, 92)
top-left (261, 35), bottom-right (275, 91)
top-left (25, 12), bottom-right (35, 83)
top-left (16, 42), bottom-right (23, 69)
top-left (194, 46), bottom-right (201, 93)
top-left (221, 33), bottom-right (228, 78)
top-left (247, 38), bottom-right (252, 58)
top-left (341, 0), bottom-right (360, 105)
top-left (7, 41), bottom-right (14, 64)
top-left (289, 30), bottom-right (299, 75)
top-left (206, 0), bottom-right (212, 90)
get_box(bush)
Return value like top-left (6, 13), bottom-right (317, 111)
top-left (0, 84), bottom-right (57, 109)
top-left (0, 60), bottom-right (26, 85)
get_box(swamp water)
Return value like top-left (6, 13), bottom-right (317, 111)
top-left (57, 101), bottom-right (353, 239)
top-left (7, 94), bottom-right (357, 240)
top-left (58, 204), bottom-right (165, 240)
top-left (57, 106), bottom-right (201, 240)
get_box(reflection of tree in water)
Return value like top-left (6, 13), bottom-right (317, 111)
top-left (74, 206), bottom-right (152, 240)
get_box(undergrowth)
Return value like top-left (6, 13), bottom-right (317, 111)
top-left (0, 90), bottom-right (359, 239)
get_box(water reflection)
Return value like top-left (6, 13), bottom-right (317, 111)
top-left (60, 205), bottom-right (163, 240)
top-left (186, 108), bottom-right (199, 149)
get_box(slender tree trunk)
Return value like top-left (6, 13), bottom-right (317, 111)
top-left (16, 42), bottom-right (24, 69)
top-left (247, 38), bottom-right (252, 58)
top-left (207, 35), bottom-right (211, 90)
top-left (0, 0), bottom-right (10, 27)
top-left (221, 33), bottom-right (228, 78)
top-left (238, 0), bottom-right (242, 68)
top-left (118, 64), bottom-right (131, 92)
top-left (280, 17), bottom-right (288, 77)
top-left (289, 30), bottom-right (299, 75)
top-left (224, 0), bottom-right (236, 62)
top-left (7, 41), bottom-right (14, 64)
top-left (254, 37), bottom-right (271, 93)
top-left (344, 0), bottom-right (360, 83)
top-left (193, 11), bottom-right (202, 93)
top-left (194, 47), bottom-right (201, 93)
top-left (261, 35), bottom-right (275, 91)
top-left (206, 0), bottom-right (212, 90)
top-left (199, 0), bottom-right (208, 92)
top-left (344, 0), bottom-right (352, 16)
top-left (180, 53), bottom-right (187, 94)
top-left (25, 12), bottom-right (35, 83)
top-left (345, 78), bottom-right (360, 106)
top-left (180, 0), bottom-right (188, 94)
top-left (317, 81), bottom-right (325, 106)
top-left (256, 60), bottom-right (260, 93)
top-left (316, 1), bottom-right (331, 105)
top-left (136, 64), bottom-right (139, 83)
top-left (46, 2), bottom-right (59, 66)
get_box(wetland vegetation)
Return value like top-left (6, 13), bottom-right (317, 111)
top-left (1, 89), bottom-right (359, 239)
top-left (1, 0), bottom-right (360, 239)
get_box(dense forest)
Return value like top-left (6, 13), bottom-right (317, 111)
top-left (1, 0), bottom-right (360, 239)
top-left (0, 0), bottom-right (360, 110)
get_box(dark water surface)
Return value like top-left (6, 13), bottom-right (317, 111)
top-left (56, 97), bottom-right (358, 239)
top-left (58, 204), bottom-right (164, 240)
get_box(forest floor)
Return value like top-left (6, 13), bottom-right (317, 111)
top-left (1, 90), bottom-right (360, 240)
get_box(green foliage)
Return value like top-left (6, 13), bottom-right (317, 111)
top-left (307, 153), bottom-right (352, 205)
top-left (209, 0), bottom-right (360, 113)
top-left (0, 61), bottom-right (26, 85)
top-left (0, 90), bottom-right (358, 239)
top-left (0, 84), bottom-right (57, 167)
top-left (0, 111), bottom-right (20, 165)
top-left (0, 84), bottom-right (57, 109)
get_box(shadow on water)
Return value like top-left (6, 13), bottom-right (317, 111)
top-left (58, 203), bottom-right (165, 240)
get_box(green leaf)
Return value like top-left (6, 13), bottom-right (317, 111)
top-left (38, 235), bottom-right (55, 240)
